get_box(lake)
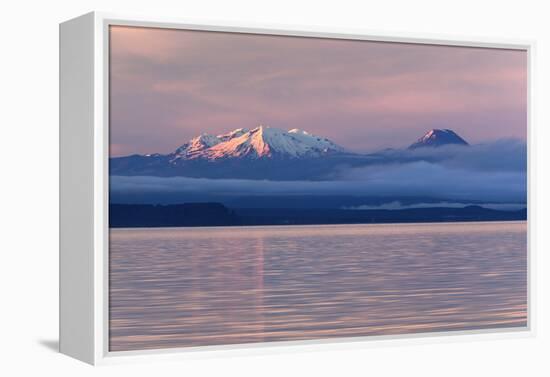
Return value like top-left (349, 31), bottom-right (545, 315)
top-left (109, 221), bottom-right (527, 352)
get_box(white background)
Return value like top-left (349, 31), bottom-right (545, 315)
top-left (1, 0), bottom-right (548, 375)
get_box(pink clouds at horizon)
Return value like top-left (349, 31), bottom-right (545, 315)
top-left (109, 25), bottom-right (527, 157)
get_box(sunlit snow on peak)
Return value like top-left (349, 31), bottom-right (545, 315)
top-left (169, 125), bottom-right (347, 161)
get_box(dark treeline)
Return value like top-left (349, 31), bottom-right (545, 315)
top-left (110, 203), bottom-right (527, 228)
top-left (110, 203), bottom-right (238, 227)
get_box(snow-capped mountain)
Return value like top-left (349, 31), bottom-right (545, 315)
top-left (170, 125), bottom-right (346, 162)
top-left (110, 125), bottom-right (351, 180)
top-left (110, 127), bottom-right (471, 180)
top-left (408, 129), bottom-right (469, 149)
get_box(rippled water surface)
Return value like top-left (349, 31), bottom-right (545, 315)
top-left (109, 222), bottom-right (527, 351)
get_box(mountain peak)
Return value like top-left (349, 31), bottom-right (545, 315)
top-left (173, 133), bottom-right (220, 158)
top-left (217, 128), bottom-right (249, 141)
top-left (171, 125), bottom-right (346, 161)
top-left (409, 129), bottom-right (469, 149)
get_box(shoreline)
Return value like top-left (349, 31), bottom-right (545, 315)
top-left (109, 218), bottom-right (527, 231)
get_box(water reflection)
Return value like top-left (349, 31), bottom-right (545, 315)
top-left (109, 221), bottom-right (527, 351)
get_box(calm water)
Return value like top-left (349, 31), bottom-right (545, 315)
top-left (109, 221), bottom-right (527, 352)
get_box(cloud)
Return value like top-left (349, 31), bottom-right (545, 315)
top-left (342, 201), bottom-right (526, 211)
top-left (370, 139), bottom-right (527, 172)
top-left (110, 167), bottom-right (525, 204)
top-left (110, 140), bottom-right (527, 206)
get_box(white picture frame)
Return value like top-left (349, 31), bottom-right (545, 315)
top-left (59, 11), bottom-right (535, 365)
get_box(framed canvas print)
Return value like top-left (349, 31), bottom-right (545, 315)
top-left (59, 12), bottom-right (533, 365)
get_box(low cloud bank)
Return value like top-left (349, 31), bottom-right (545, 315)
top-left (374, 139), bottom-right (526, 172)
top-left (332, 160), bottom-right (525, 202)
top-left (110, 140), bottom-right (527, 206)
top-left (342, 201), bottom-right (526, 211)
top-left (110, 166), bottom-right (525, 204)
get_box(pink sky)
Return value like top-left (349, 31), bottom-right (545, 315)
top-left (109, 26), bottom-right (527, 156)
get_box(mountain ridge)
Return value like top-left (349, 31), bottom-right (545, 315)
top-left (409, 129), bottom-right (469, 149)
top-left (169, 125), bottom-right (346, 162)
top-left (110, 127), bottom-right (471, 180)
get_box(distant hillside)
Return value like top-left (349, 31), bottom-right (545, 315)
top-left (110, 203), bottom-right (526, 228)
top-left (110, 203), bottom-right (238, 228)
